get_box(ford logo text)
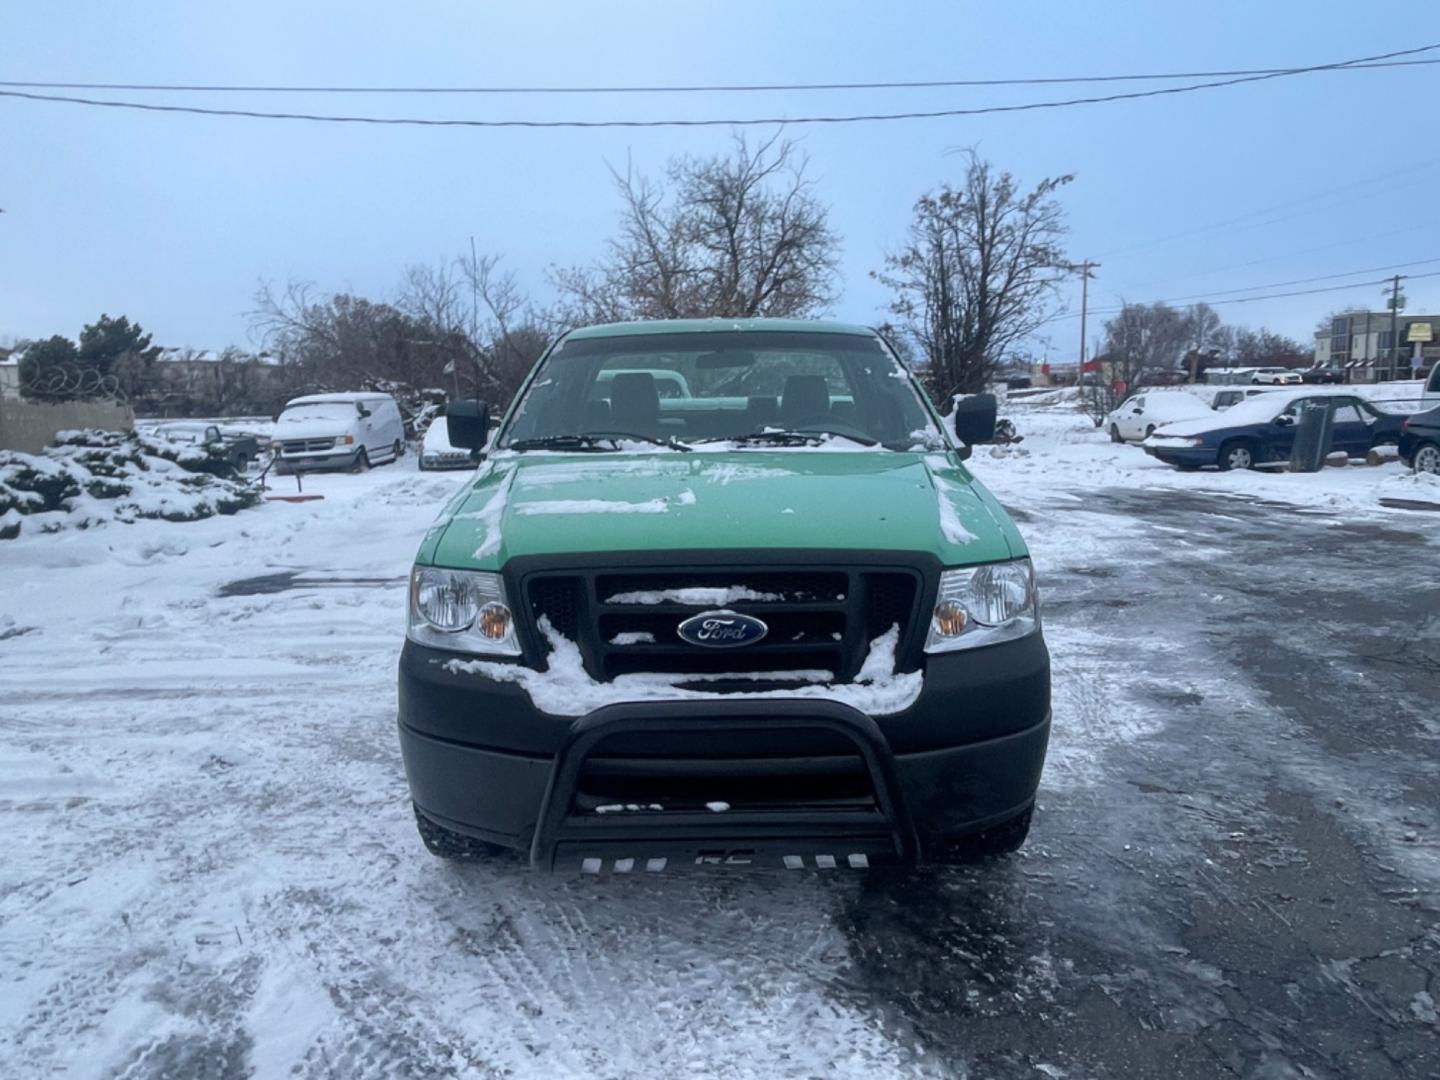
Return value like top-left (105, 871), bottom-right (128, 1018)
top-left (676, 611), bottom-right (769, 649)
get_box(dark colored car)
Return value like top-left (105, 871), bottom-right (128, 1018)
top-left (1300, 367), bottom-right (1346, 384)
top-left (1399, 406), bottom-right (1440, 474)
top-left (1142, 389), bottom-right (1405, 471)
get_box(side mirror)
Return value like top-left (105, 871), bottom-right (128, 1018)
top-left (951, 393), bottom-right (998, 447)
top-left (1274, 414), bottom-right (1294, 427)
top-left (447, 400), bottom-right (491, 451)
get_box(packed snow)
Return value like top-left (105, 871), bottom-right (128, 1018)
top-left (605, 585), bottom-right (784, 606)
top-left (446, 620), bottom-right (919, 717)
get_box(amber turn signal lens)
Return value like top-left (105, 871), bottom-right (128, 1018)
top-left (933, 599), bottom-right (968, 638)
top-left (476, 602), bottom-right (512, 641)
top-left (472, 604), bottom-right (512, 639)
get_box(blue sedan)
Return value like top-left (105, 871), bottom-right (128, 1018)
top-left (1142, 389), bottom-right (1405, 471)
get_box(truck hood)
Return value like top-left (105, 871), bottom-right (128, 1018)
top-left (419, 450), bottom-right (1022, 569)
top-left (273, 418), bottom-right (351, 441)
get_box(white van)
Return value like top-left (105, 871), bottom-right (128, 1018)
top-left (273, 392), bottom-right (405, 472)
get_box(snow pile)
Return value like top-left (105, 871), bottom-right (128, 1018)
top-left (606, 585), bottom-right (783, 605)
top-left (517, 497), bottom-right (670, 515)
top-left (445, 621), bottom-right (922, 716)
top-left (0, 428), bottom-right (259, 541)
top-left (932, 475), bottom-right (977, 544)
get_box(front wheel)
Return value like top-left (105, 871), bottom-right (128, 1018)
top-left (932, 806), bottom-right (1033, 863)
top-left (1144, 424), bottom-right (1156, 439)
top-left (351, 448), bottom-right (371, 473)
top-left (1415, 442), bottom-right (1440, 474)
top-left (1218, 440), bottom-right (1256, 471)
top-left (1109, 424), bottom-right (1123, 443)
top-left (392, 439), bottom-right (404, 460)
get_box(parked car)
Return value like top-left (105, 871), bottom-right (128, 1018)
top-left (1105, 391), bottom-right (1214, 442)
top-left (273, 393), bottom-right (405, 473)
top-left (1251, 368), bottom-right (1304, 385)
top-left (1425, 361), bottom-right (1440, 408)
top-left (417, 410), bottom-right (478, 471)
top-left (1398, 406), bottom-right (1440, 474)
top-left (1203, 386), bottom-right (1280, 410)
top-left (1142, 388), bottom-right (1406, 470)
top-left (146, 421), bottom-right (262, 472)
top-left (1300, 367), bottom-right (1345, 384)
top-left (399, 318), bottom-right (1050, 870)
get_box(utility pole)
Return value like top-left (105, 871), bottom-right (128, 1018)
top-left (1388, 274), bottom-right (1403, 382)
top-left (1077, 261), bottom-right (1100, 370)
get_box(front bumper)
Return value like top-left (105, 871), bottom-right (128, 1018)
top-left (397, 631), bottom-right (1051, 866)
top-left (1143, 443), bottom-right (1215, 467)
top-left (279, 447), bottom-right (362, 471)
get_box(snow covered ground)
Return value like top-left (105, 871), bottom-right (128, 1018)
top-left (1, 412), bottom-right (1437, 1078)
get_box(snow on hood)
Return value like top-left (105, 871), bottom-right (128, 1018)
top-left (444, 620), bottom-right (923, 717)
top-left (425, 450), bottom-right (1014, 569)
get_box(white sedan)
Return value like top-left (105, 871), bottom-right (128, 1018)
top-left (1251, 368), bottom-right (1304, 385)
top-left (1105, 392), bottom-right (1214, 443)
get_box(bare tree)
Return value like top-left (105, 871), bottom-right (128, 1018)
top-left (1080, 302), bottom-right (1190, 425)
top-left (251, 251), bottom-right (546, 416)
top-left (875, 151), bottom-right (1072, 402)
top-left (552, 131), bottom-right (840, 325)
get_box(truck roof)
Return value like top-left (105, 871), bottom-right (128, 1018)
top-left (566, 318), bottom-right (877, 341)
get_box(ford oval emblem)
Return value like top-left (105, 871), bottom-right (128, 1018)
top-left (676, 610), bottom-right (769, 648)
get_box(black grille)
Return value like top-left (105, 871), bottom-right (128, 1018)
top-left (280, 438), bottom-right (335, 454)
top-left (528, 576), bottom-right (583, 647)
top-left (522, 564), bottom-right (922, 684)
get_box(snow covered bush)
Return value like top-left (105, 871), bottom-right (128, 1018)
top-left (0, 428), bottom-right (259, 540)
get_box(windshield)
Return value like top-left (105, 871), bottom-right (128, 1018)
top-left (499, 330), bottom-right (943, 451)
top-left (278, 402), bottom-right (362, 424)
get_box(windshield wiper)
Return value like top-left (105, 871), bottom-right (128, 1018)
top-left (693, 429), bottom-right (879, 448)
top-left (507, 432), bottom-right (691, 453)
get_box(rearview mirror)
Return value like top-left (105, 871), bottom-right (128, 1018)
top-left (1274, 414), bottom-right (1294, 427)
top-left (951, 393), bottom-right (998, 446)
top-left (447, 400), bottom-right (491, 450)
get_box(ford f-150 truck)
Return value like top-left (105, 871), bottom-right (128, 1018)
top-left (398, 319), bottom-right (1050, 872)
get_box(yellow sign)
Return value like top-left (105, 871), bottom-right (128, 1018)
top-left (1407, 322), bottom-right (1433, 343)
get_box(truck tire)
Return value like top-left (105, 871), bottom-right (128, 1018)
top-left (933, 805), bottom-right (1033, 863)
top-left (412, 804), bottom-right (509, 862)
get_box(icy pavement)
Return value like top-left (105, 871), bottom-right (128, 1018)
top-left (2, 419), bottom-right (1439, 1078)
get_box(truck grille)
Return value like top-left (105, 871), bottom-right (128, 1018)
top-left (521, 564), bottom-right (922, 684)
top-left (280, 438), bottom-right (336, 454)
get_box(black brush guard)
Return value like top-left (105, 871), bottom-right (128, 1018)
top-left (529, 699), bottom-right (920, 872)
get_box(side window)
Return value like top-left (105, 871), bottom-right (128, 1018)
top-left (1429, 365), bottom-right (1440, 392)
top-left (1133, 396), bottom-right (1145, 410)
top-left (1331, 401), bottom-right (1363, 423)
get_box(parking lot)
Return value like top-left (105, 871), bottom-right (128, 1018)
top-left (2, 415), bottom-right (1437, 1078)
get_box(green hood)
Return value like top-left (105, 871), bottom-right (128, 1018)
top-left (418, 450), bottom-right (1024, 569)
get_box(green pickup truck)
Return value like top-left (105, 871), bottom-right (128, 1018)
top-left (398, 319), bottom-right (1050, 872)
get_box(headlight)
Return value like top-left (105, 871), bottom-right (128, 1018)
top-left (925, 558), bottom-right (1038, 654)
top-left (336, 435), bottom-right (355, 445)
top-left (407, 567), bottom-right (520, 656)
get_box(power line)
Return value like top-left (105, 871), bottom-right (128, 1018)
top-left (1095, 157), bottom-right (1440, 259)
top-left (1042, 269), bottom-right (1440, 325)
top-left (0, 43), bottom-right (1435, 129)
top-left (2, 58), bottom-right (1437, 96)
top-left (1134, 257), bottom-right (1440, 303)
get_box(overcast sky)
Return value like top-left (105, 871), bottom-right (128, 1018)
top-left (3, 1), bottom-right (1438, 358)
